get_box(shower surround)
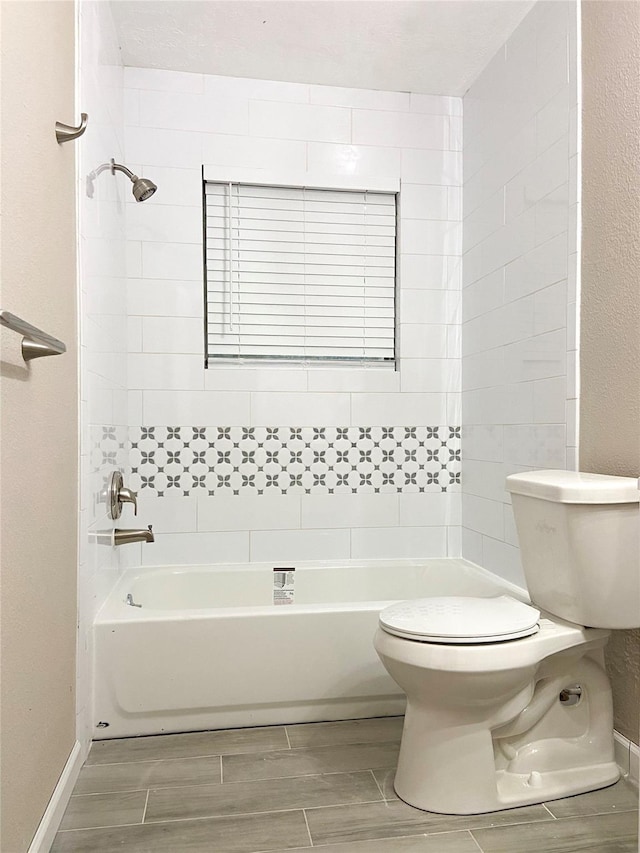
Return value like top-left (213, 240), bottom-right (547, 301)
top-left (78, 0), bottom-right (578, 608)
top-left (121, 69), bottom-right (464, 567)
top-left (461, 1), bottom-right (579, 586)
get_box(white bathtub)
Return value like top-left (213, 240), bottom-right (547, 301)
top-left (93, 558), bottom-right (526, 739)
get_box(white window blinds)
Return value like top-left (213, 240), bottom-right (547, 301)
top-left (204, 182), bottom-right (397, 364)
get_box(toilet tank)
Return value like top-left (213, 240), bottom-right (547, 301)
top-left (506, 470), bottom-right (639, 629)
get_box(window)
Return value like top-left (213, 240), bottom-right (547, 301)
top-left (204, 181), bottom-right (397, 366)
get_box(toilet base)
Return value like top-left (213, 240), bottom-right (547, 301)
top-left (380, 632), bottom-right (619, 815)
top-left (395, 760), bottom-right (620, 815)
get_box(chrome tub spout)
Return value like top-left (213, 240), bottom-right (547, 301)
top-left (114, 525), bottom-right (154, 546)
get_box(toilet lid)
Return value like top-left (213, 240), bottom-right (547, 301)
top-left (379, 596), bottom-right (540, 644)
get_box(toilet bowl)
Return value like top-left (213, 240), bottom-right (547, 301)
top-left (375, 470), bottom-right (640, 814)
top-left (374, 603), bottom-right (616, 814)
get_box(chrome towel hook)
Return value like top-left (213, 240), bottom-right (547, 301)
top-left (56, 113), bottom-right (88, 144)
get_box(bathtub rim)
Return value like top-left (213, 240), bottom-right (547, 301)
top-left (95, 557), bottom-right (529, 624)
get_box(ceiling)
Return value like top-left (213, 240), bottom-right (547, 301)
top-left (110, 0), bottom-right (536, 96)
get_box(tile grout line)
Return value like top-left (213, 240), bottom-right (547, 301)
top-left (284, 726), bottom-right (292, 749)
top-left (56, 793), bottom-right (639, 838)
top-left (60, 800), bottom-right (387, 833)
top-left (369, 768), bottom-right (386, 800)
top-left (85, 735), bottom-right (401, 768)
top-left (220, 754), bottom-right (224, 784)
top-left (302, 808), bottom-right (314, 848)
top-left (542, 802), bottom-right (557, 820)
top-left (73, 766), bottom-right (401, 798)
top-left (144, 797), bottom-right (388, 824)
top-left (96, 796), bottom-right (574, 830)
top-left (467, 828), bottom-right (485, 853)
top-left (58, 821), bottom-right (148, 834)
top-left (140, 789), bottom-right (150, 824)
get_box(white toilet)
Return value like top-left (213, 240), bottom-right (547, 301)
top-left (374, 470), bottom-right (640, 815)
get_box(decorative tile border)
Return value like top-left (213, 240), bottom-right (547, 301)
top-left (123, 426), bottom-right (461, 497)
top-left (92, 425), bottom-right (128, 472)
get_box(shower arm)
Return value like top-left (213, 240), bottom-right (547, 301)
top-left (89, 159), bottom-right (137, 181)
top-left (110, 161), bottom-right (137, 181)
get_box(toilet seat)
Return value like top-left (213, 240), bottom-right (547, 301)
top-left (379, 595), bottom-right (540, 644)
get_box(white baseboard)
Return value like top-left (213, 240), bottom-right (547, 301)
top-left (27, 740), bottom-right (83, 853)
top-left (614, 730), bottom-right (640, 787)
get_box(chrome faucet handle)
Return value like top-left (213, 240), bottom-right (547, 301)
top-left (107, 471), bottom-right (138, 519)
top-left (118, 486), bottom-right (138, 516)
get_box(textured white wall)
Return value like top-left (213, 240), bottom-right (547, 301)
top-left (0, 2), bottom-right (78, 848)
top-left (461, 0), bottom-right (579, 586)
top-left (580, 0), bottom-right (640, 746)
top-left (122, 70), bottom-right (463, 567)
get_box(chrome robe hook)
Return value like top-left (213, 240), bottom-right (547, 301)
top-left (56, 113), bottom-right (88, 144)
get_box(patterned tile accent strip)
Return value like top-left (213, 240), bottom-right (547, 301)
top-left (125, 427), bottom-right (461, 497)
top-left (93, 425), bottom-right (128, 471)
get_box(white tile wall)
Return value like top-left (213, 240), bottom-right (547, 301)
top-left (250, 529), bottom-right (351, 563)
top-left (461, 1), bottom-right (579, 587)
top-left (351, 527), bottom-right (448, 560)
top-left (148, 531), bottom-right (250, 566)
top-left (124, 68), bottom-right (462, 568)
top-left (77, 0), bottom-right (129, 759)
top-left (300, 494), bottom-right (399, 529)
top-left (142, 390), bottom-right (250, 425)
top-left (250, 392), bottom-right (351, 427)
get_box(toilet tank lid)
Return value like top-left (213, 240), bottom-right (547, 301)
top-left (506, 470), bottom-right (640, 504)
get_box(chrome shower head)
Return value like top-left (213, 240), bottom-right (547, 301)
top-left (110, 160), bottom-right (157, 202)
top-left (131, 176), bottom-right (157, 202)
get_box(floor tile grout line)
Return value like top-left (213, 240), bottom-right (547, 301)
top-left (72, 772), bottom-right (637, 831)
top-left (76, 767), bottom-right (399, 797)
top-left (369, 768), bottom-right (386, 800)
top-left (536, 794), bottom-right (638, 823)
top-left (468, 828), bottom-right (485, 853)
top-left (284, 726), bottom-right (292, 749)
top-left (85, 754), bottom-right (224, 768)
top-left (84, 738), bottom-right (402, 768)
top-left (302, 808), bottom-right (314, 847)
top-left (69, 776), bottom-right (640, 816)
top-left (142, 797), bottom-right (389, 826)
top-left (71, 787), bottom-right (157, 797)
top-left (256, 829), bottom-right (494, 853)
top-left (141, 789), bottom-right (150, 824)
top-left (66, 782), bottom-right (638, 831)
top-left (208, 767), bottom-right (398, 787)
top-left (60, 796), bottom-right (576, 836)
top-left (88, 717), bottom-right (402, 758)
top-left (56, 803), bottom-right (637, 840)
top-left (58, 821), bottom-right (148, 834)
top-left (64, 795), bottom-right (430, 834)
top-left (58, 808), bottom-right (311, 834)
top-left (546, 805), bottom-right (640, 819)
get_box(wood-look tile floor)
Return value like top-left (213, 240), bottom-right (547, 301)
top-left (53, 717), bottom-right (639, 853)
